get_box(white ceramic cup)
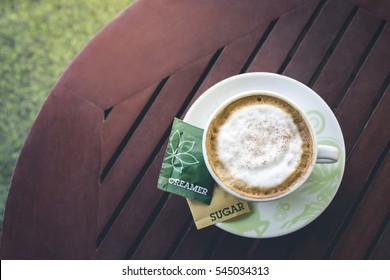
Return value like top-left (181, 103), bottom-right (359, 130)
top-left (202, 90), bottom-right (339, 202)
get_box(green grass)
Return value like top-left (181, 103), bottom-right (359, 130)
top-left (0, 0), bottom-right (133, 226)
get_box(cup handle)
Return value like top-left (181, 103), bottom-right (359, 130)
top-left (316, 145), bottom-right (339, 164)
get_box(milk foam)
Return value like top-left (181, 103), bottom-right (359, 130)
top-left (216, 104), bottom-right (303, 188)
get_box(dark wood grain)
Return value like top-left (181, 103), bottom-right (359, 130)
top-left (248, 0), bottom-right (321, 73)
top-left (331, 148), bottom-right (390, 259)
top-left (369, 217), bottom-right (390, 259)
top-left (131, 194), bottom-right (192, 260)
top-left (335, 23), bottom-right (389, 153)
top-left (250, 230), bottom-right (305, 259)
top-left (350, 0), bottom-right (390, 22)
top-left (184, 24), bottom-right (270, 114)
top-left (95, 145), bottom-right (166, 259)
top-left (283, 0), bottom-right (354, 84)
top-left (209, 234), bottom-right (254, 260)
top-left (100, 83), bottom-right (158, 171)
top-left (170, 224), bottom-right (221, 260)
top-left (208, 0), bottom-right (358, 259)
top-left (291, 73), bottom-right (390, 259)
top-left (97, 55), bottom-right (211, 233)
top-left (312, 8), bottom-right (383, 107)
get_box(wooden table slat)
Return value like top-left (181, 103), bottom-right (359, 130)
top-left (250, 231), bottom-right (304, 259)
top-left (369, 215), bottom-right (390, 259)
top-left (312, 9), bottom-right (383, 108)
top-left (350, 0), bottom-right (390, 22)
top-left (100, 83), bottom-right (158, 171)
top-left (335, 23), bottom-right (389, 153)
top-left (209, 234), bottom-right (254, 260)
top-left (170, 224), bottom-right (221, 260)
top-left (131, 195), bottom-right (192, 259)
top-left (291, 80), bottom-right (390, 259)
top-left (95, 146), bottom-right (166, 259)
top-left (248, 0), bottom-right (321, 73)
top-left (330, 147), bottom-right (390, 259)
top-left (97, 55), bottom-right (212, 233)
top-left (283, 0), bottom-right (355, 84)
top-left (183, 23), bottom-right (269, 115)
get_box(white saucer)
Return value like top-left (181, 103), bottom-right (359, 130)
top-left (183, 72), bottom-right (345, 238)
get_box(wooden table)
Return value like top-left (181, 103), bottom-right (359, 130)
top-left (1, 0), bottom-right (389, 259)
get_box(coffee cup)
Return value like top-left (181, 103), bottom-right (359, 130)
top-left (202, 90), bottom-right (339, 202)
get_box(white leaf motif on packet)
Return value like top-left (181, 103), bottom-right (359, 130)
top-left (166, 130), bottom-right (199, 173)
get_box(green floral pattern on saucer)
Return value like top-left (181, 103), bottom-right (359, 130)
top-left (281, 138), bottom-right (344, 229)
top-left (274, 202), bottom-right (291, 222)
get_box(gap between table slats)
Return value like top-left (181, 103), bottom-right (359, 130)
top-left (282, 0), bottom-right (355, 84)
top-left (332, 21), bottom-right (386, 112)
top-left (99, 83), bottom-right (159, 172)
top-left (277, 0), bottom-right (327, 74)
top-left (96, 49), bottom-right (223, 253)
top-left (325, 81), bottom-right (389, 258)
top-left (290, 60), bottom-right (390, 259)
top-left (367, 209), bottom-right (390, 259)
top-left (96, 51), bottom-right (219, 236)
top-left (306, 6), bottom-right (359, 87)
top-left (128, 22), bottom-right (273, 259)
top-left (329, 141), bottom-right (390, 259)
top-left (312, 10), bottom-right (384, 108)
top-left (100, 78), bottom-right (168, 182)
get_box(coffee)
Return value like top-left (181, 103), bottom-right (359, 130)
top-left (205, 94), bottom-right (314, 199)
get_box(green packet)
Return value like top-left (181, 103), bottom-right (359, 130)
top-left (157, 118), bottom-right (214, 204)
